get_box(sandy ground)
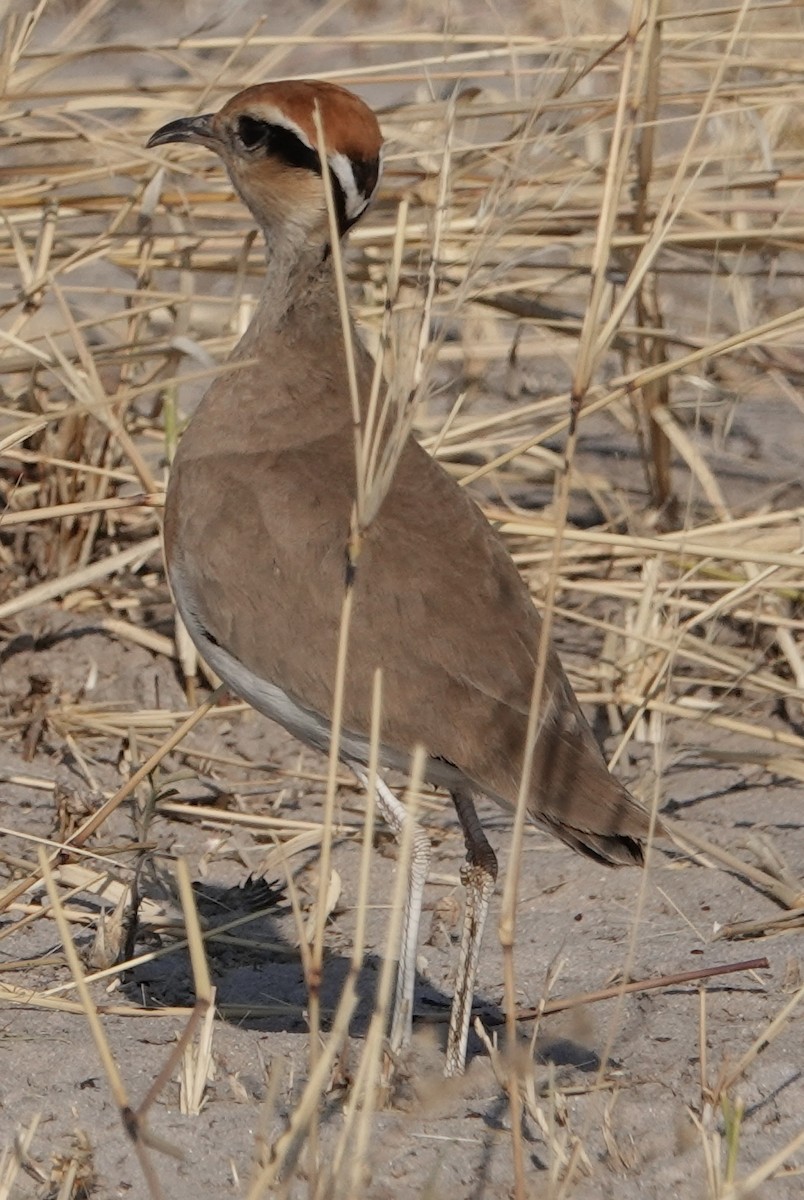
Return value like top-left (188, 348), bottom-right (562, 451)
top-left (2, 1), bottom-right (804, 1198)
top-left (1, 619), bottom-right (803, 1199)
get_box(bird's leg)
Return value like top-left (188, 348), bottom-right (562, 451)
top-left (349, 765), bottom-right (431, 1054)
top-left (446, 790), bottom-right (498, 1077)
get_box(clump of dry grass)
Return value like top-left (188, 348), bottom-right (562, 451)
top-left (2, 1), bottom-right (804, 1197)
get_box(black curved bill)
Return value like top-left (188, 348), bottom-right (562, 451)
top-left (147, 113), bottom-right (218, 149)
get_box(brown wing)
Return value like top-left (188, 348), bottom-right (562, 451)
top-left (165, 332), bottom-right (649, 863)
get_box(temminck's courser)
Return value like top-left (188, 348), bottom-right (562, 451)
top-left (148, 80), bottom-right (652, 1076)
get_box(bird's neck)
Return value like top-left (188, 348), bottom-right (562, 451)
top-left (255, 224), bottom-right (334, 326)
top-left (217, 225), bottom-right (365, 436)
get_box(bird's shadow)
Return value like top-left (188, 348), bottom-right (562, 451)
top-left (118, 877), bottom-right (600, 1075)
top-left (120, 877), bottom-right (456, 1046)
top-left (120, 877), bottom-right (416, 1038)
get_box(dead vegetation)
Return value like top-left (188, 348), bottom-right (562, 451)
top-left (1, 1), bottom-right (804, 1197)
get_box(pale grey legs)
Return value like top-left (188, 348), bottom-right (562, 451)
top-left (350, 770), bottom-right (496, 1075)
top-left (349, 765), bottom-right (432, 1056)
top-left (445, 790), bottom-right (498, 1077)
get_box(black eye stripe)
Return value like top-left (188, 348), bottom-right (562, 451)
top-left (350, 157), bottom-right (379, 202)
top-left (236, 114), bottom-right (321, 177)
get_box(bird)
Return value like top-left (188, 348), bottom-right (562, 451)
top-left (147, 79), bottom-right (651, 1077)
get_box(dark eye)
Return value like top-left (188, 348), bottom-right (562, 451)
top-left (232, 115), bottom-right (321, 176)
top-left (237, 115), bottom-right (270, 149)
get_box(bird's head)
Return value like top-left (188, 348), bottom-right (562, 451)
top-left (147, 80), bottom-right (383, 247)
